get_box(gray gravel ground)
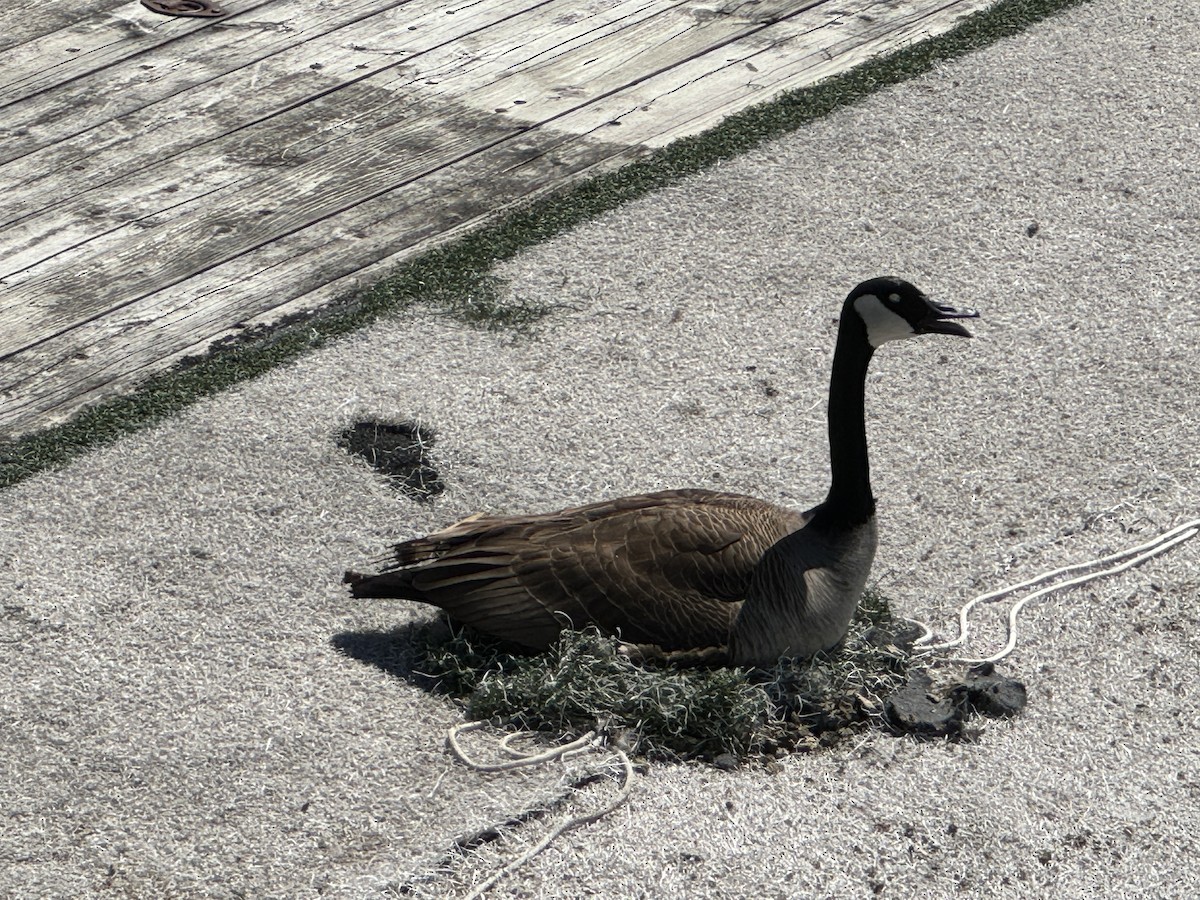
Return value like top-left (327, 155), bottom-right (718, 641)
top-left (4, 0), bottom-right (1200, 896)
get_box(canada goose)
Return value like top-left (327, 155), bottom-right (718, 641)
top-left (344, 277), bottom-right (977, 666)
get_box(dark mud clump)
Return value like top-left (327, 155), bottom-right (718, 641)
top-left (337, 419), bottom-right (443, 502)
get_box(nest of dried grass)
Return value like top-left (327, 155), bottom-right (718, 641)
top-left (410, 590), bottom-right (923, 764)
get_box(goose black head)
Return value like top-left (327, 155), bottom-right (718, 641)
top-left (847, 277), bottom-right (979, 348)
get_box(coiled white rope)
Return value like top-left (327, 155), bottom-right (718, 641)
top-left (447, 721), bottom-right (635, 900)
top-left (912, 518), bottom-right (1200, 665)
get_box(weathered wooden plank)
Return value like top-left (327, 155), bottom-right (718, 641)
top-left (0, 0), bottom-right (828, 340)
top-left (0, 0), bottom-right (395, 166)
top-left (0, 3), bottom-right (242, 109)
top-left (0, 0), bottom-right (1002, 439)
top-left (0, 102), bottom-right (526, 358)
top-left (0, 0), bottom-right (658, 223)
top-left (1, 0), bottom-right (991, 388)
top-left (544, 0), bottom-right (994, 147)
top-left (0, 123), bottom-right (636, 433)
top-left (0, 0), bottom-right (672, 287)
top-left (0, 0), bottom-right (547, 163)
top-left (0, 0), bottom-right (131, 53)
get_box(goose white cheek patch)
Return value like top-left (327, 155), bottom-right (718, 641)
top-left (855, 293), bottom-right (916, 347)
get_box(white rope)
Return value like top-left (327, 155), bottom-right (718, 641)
top-left (913, 518), bottom-right (1200, 664)
top-left (497, 729), bottom-right (596, 764)
top-left (462, 750), bottom-right (634, 900)
top-left (447, 721), bottom-right (598, 772)
top-left (446, 721), bottom-right (635, 900)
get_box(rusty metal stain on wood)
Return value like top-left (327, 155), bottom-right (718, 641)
top-left (140, 0), bottom-right (225, 17)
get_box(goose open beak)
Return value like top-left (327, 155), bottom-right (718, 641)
top-left (915, 301), bottom-right (979, 338)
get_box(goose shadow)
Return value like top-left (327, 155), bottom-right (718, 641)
top-left (330, 616), bottom-right (531, 696)
top-left (330, 621), bottom-right (431, 682)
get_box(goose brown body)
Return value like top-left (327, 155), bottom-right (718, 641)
top-left (345, 277), bottom-right (977, 666)
top-left (346, 489), bottom-right (806, 654)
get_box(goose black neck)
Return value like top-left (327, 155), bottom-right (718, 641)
top-left (819, 313), bottom-right (876, 527)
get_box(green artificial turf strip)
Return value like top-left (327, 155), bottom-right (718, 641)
top-left (0, 0), bottom-right (1090, 489)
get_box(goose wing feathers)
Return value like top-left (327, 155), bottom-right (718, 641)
top-left (348, 488), bottom-right (807, 651)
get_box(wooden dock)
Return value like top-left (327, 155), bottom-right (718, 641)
top-left (0, 0), bottom-right (994, 442)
